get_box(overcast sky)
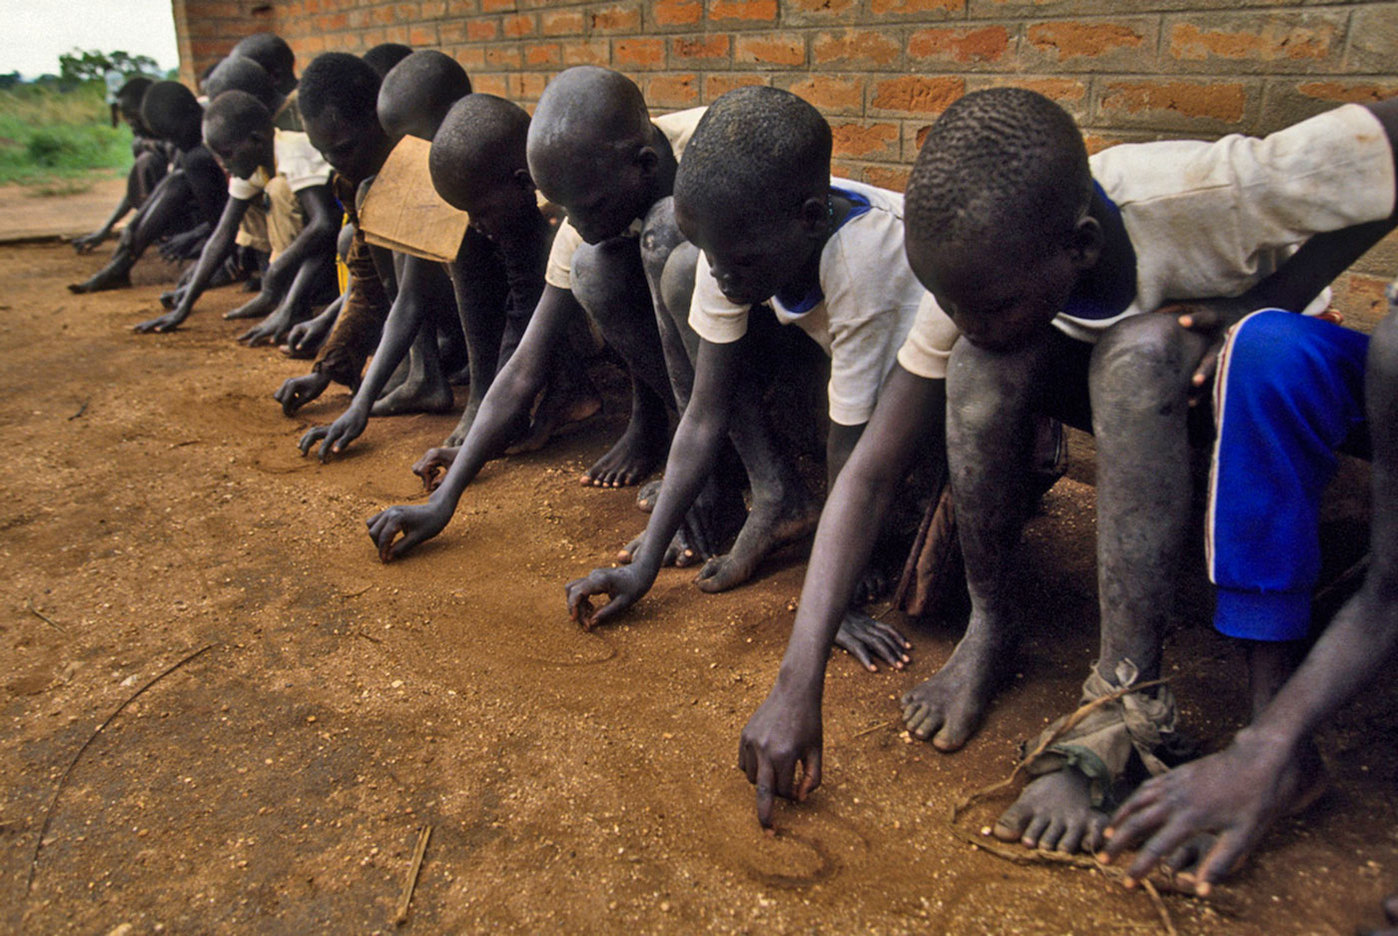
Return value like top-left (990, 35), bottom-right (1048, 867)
top-left (0, 0), bottom-right (180, 78)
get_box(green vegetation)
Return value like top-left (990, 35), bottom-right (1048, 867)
top-left (0, 82), bottom-right (132, 189)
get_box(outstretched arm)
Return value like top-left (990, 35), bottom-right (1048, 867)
top-left (135, 195), bottom-right (250, 332)
top-left (237, 185), bottom-right (339, 345)
top-left (564, 337), bottom-right (742, 628)
top-left (365, 283), bottom-right (580, 561)
top-left (299, 254), bottom-right (434, 460)
top-left (739, 365), bottom-right (945, 827)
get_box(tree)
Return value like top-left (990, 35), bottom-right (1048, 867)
top-left (58, 49), bottom-right (160, 85)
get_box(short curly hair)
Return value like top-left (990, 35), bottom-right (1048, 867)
top-left (674, 85), bottom-right (830, 225)
top-left (905, 88), bottom-right (1090, 253)
top-left (299, 52), bottom-right (381, 126)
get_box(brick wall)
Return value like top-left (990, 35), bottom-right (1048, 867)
top-left (172, 0), bottom-right (1398, 324)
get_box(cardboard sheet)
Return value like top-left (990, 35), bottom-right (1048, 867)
top-left (358, 135), bottom-right (470, 263)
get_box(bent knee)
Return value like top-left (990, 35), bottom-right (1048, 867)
top-left (1089, 313), bottom-right (1200, 401)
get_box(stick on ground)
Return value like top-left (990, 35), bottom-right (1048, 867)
top-left (395, 825), bottom-right (432, 925)
top-left (25, 643), bottom-right (218, 898)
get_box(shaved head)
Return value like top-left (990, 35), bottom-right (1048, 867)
top-left (526, 67), bottom-right (670, 243)
top-left (430, 93), bottom-right (530, 210)
top-left (378, 50), bottom-right (471, 143)
top-left (205, 56), bottom-right (277, 111)
top-left (232, 32), bottom-right (297, 93)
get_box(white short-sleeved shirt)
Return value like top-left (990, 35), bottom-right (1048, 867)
top-left (227, 128), bottom-right (333, 200)
top-left (897, 103), bottom-right (1397, 379)
top-left (688, 179), bottom-right (924, 427)
top-left (544, 106), bottom-right (707, 290)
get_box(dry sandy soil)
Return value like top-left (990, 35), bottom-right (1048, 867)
top-left (1, 233), bottom-right (1396, 934)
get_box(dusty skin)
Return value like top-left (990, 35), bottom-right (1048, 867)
top-left (2, 239), bottom-right (1397, 934)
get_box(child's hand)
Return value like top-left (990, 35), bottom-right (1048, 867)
top-left (412, 446), bottom-right (459, 492)
top-left (365, 501), bottom-right (451, 563)
top-left (1158, 298), bottom-right (1253, 404)
top-left (738, 684), bottom-right (823, 829)
top-left (299, 406), bottom-right (369, 462)
top-left (564, 566), bottom-right (648, 629)
top-left (273, 372), bottom-right (331, 416)
top-left (833, 610), bottom-right (911, 672)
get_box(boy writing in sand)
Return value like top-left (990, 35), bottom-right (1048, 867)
top-left (365, 67), bottom-right (702, 559)
top-left (562, 86), bottom-right (919, 668)
top-left (134, 82), bottom-right (338, 341)
top-left (739, 87), bottom-right (1398, 842)
top-left (296, 50), bottom-right (482, 456)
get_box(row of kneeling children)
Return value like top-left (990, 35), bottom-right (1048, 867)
top-left (70, 29), bottom-right (1398, 929)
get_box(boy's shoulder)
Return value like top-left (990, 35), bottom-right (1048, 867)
top-left (654, 106), bottom-right (707, 162)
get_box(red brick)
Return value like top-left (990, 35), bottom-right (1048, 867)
top-left (1332, 272), bottom-right (1390, 333)
top-left (1294, 81), bottom-right (1398, 104)
top-left (502, 13), bottom-right (534, 37)
top-left (812, 29), bottom-right (903, 69)
top-left (481, 0), bottom-right (514, 10)
top-left (647, 73), bottom-right (700, 108)
top-left (1100, 80), bottom-right (1248, 123)
top-left (870, 0), bottom-right (961, 13)
top-left (830, 121), bottom-right (900, 160)
top-left (614, 38), bottom-right (666, 69)
top-left (562, 39), bottom-right (611, 66)
top-left (467, 19), bottom-right (498, 40)
top-left (671, 35), bottom-right (731, 64)
top-left (709, 0), bottom-right (778, 24)
top-left (409, 24), bottom-right (440, 45)
top-left (782, 74), bottom-right (864, 114)
top-left (863, 164), bottom-right (911, 192)
top-left (453, 46), bottom-right (486, 69)
top-left (512, 72), bottom-right (548, 101)
top-left (421, 1), bottom-right (447, 16)
top-left (525, 42), bottom-right (561, 66)
top-left (485, 46), bottom-right (521, 67)
top-left (870, 75), bottom-right (963, 114)
top-left (316, 12), bottom-right (348, 30)
top-left (474, 73), bottom-right (509, 96)
top-left (653, 0), bottom-right (701, 27)
top-left (447, 0), bottom-right (478, 10)
top-left (440, 20), bottom-right (469, 43)
top-left (734, 34), bottom-right (807, 68)
top-left (541, 9), bottom-right (583, 35)
top-left (784, 0), bottom-right (857, 20)
top-left (1168, 20), bottom-right (1335, 64)
top-left (907, 26), bottom-right (1010, 66)
top-left (1027, 21), bottom-right (1149, 61)
top-left (371, 6), bottom-right (395, 25)
top-left (704, 73), bottom-right (769, 102)
top-left (591, 4), bottom-right (641, 32)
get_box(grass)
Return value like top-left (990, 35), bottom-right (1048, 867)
top-left (0, 82), bottom-right (131, 191)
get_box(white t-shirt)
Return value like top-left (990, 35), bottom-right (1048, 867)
top-left (544, 106), bottom-right (707, 290)
top-left (688, 179), bottom-right (924, 427)
top-left (227, 128), bottom-right (333, 200)
top-left (897, 103), bottom-right (1397, 379)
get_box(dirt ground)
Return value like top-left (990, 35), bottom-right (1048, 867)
top-left (1, 237), bottom-right (1396, 935)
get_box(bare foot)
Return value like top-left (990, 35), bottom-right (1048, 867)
top-left (68, 265), bottom-right (131, 294)
top-left (223, 292), bottom-right (274, 320)
top-left (507, 386), bottom-right (602, 456)
top-left (900, 625), bottom-right (1005, 750)
top-left (694, 496), bottom-right (821, 593)
top-left (635, 479), bottom-right (661, 513)
top-left (993, 770), bottom-right (1108, 854)
top-left (370, 375), bottom-right (455, 416)
top-left (581, 414), bottom-right (667, 488)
